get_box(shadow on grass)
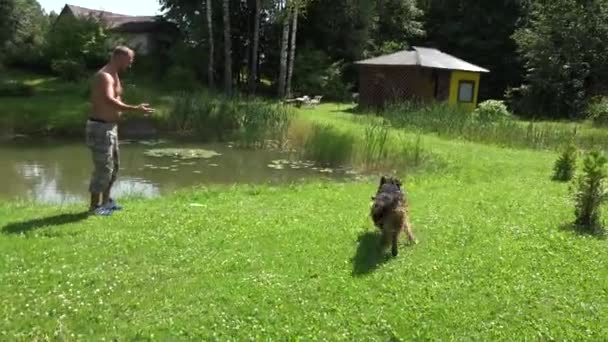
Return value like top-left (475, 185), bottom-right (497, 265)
top-left (2, 212), bottom-right (89, 235)
top-left (559, 222), bottom-right (607, 239)
top-left (351, 230), bottom-right (391, 277)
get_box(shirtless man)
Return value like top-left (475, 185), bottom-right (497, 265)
top-left (86, 46), bottom-right (154, 216)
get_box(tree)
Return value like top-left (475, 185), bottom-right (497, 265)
top-left (512, 0), bottom-right (608, 118)
top-left (277, 1), bottom-right (290, 98)
top-left (0, 0), bottom-right (18, 50)
top-left (370, 0), bottom-right (424, 55)
top-left (248, 0), bottom-right (261, 93)
top-left (420, 0), bottom-right (528, 101)
top-left (222, 0), bottom-right (233, 95)
top-left (0, 0), bottom-right (48, 68)
top-left (46, 14), bottom-right (111, 69)
top-left (207, 0), bottom-right (215, 88)
top-left (285, 3), bottom-right (299, 98)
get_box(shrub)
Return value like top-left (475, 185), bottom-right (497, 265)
top-left (51, 59), bottom-right (86, 81)
top-left (587, 96), bottom-right (608, 127)
top-left (553, 144), bottom-right (578, 181)
top-left (572, 150), bottom-right (608, 234)
top-left (472, 100), bottom-right (512, 124)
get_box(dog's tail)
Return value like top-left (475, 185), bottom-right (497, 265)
top-left (371, 192), bottom-right (401, 226)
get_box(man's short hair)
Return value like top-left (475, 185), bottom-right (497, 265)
top-left (112, 46), bottom-right (134, 57)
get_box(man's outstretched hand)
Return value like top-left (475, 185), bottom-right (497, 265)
top-left (136, 103), bottom-right (155, 115)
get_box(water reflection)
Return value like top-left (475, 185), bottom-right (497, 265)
top-left (1, 139), bottom-right (354, 204)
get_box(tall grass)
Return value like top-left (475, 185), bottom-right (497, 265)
top-left (380, 102), bottom-right (608, 151)
top-left (301, 124), bottom-right (356, 167)
top-left (287, 118), bottom-right (434, 172)
top-left (166, 92), bottom-right (293, 148)
top-left (362, 122), bottom-right (390, 168)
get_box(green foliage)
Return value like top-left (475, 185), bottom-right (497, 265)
top-left (46, 15), bottom-right (115, 70)
top-left (50, 59), bottom-right (86, 82)
top-left (512, 0), bottom-right (608, 119)
top-left (165, 65), bottom-right (200, 91)
top-left (293, 48), bottom-right (351, 101)
top-left (0, 0), bottom-right (48, 69)
top-left (472, 100), bottom-right (513, 124)
top-left (302, 124), bottom-right (356, 167)
top-left (167, 91), bottom-right (293, 147)
top-left (299, 0), bottom-right (424, 87)
top-left (572, 150), bottom-right (608, 234)
top-left (587, 97), bottom-right (608, 127)
top-left (371, 0), bottom-right (424, 54)
top-left (553, 144), bottom-right (578, 182)
top-left (421, 0), bottom-right (527, 100)
top-left (379, 101), bottom-right (607, 151)
top-left (362, 121), bottom-right (390, 167)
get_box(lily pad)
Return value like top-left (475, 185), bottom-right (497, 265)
top-left (144, 148), bottom-right (222, 160)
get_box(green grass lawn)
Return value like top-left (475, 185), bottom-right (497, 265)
top-left (2, 103), bottom-right (608, 339)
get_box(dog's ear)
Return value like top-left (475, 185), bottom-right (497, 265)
top-left (380, 176), bottom-right (387, 185)
top-left (396, 179), bottom-right (402, 187)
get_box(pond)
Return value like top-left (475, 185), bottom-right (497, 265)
top-left (0, 138), bottom-right (360, 204)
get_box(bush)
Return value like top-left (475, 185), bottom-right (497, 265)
top-left (587, 97), bottom-right (608, 127)
top-left (51, 59), bottom-right (86, 81)
top-left (572, 150), bottom-right (608, 234)
top-left (553, 144), bottom-right (578, 182)
top-left (472, 100), bottom-right (512, 124)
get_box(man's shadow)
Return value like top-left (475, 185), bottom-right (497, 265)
top-left (351, 230), bottom-right (391, 276)
top-left (2, 212), bottom-right (89, 235)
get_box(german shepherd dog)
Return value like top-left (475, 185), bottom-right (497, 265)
top-left (370, 176), bottom-right (416, 256)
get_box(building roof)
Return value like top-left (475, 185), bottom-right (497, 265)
top-left (355, 46), bottom-right (490, 73)
top-left (62, 4), bottom-right (157, 31)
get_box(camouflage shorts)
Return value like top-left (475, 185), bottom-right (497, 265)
top-left (86, 120), bottom-right (119, 193)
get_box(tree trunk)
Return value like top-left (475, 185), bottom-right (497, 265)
top-left (286, 4), bottom-right (298, 99)
top-left (278, 2), bottom-right (290, 98)
top-left (223, 0), bottom-right (232, 95)
top-left (249, 0), bottom-right (261, 94)
top-left (206, 0), bottom-right (214, 88)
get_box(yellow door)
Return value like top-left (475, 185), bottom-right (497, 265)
top-left (448, 71), bottom-right (481, 111)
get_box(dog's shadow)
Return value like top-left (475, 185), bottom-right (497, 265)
top-left (351, 230), bottom-right (392, 276)
top-left (2, 212), bottom-right (89, 235)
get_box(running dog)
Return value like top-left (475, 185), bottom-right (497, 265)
top-left (370, 176), bottom-right (416, 256)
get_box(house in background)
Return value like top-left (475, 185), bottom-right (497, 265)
top-left (355, 46), bottom-right (490, 110)
top-left (54, 4), bottom-right (166, 55)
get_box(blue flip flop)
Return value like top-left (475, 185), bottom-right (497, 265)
top-left (107, 198), bottom-right (123, 211)
top-left (89, 206), bottom-right (113, 216)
